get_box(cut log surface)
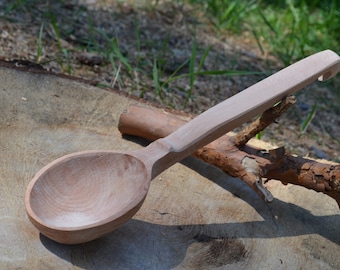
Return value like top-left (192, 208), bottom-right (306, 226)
top-left (0, 64), bottom-right (340, 269)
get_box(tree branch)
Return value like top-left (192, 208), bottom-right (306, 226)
top-left (233, 95), bottom-right (296, 147)
top-left (118, 104), bottom-right (340, 208)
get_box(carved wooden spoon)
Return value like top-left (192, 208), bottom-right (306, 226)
top-left (25, 50), bottom-right (340, 244)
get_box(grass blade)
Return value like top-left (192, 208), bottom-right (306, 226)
top-left (251, 29), bottom-right (265, 55)
top-left (153, 58), bottom-right (160, 97)
top-left (189, 37), bottom-right (197, 90)
top-left (111, 38), bottom-right (132, 73)
top-left (37, 22), bottom-right (44, 63)
top-left (197, 46), bottom-right (211, 72)
top-left (196, 70), bottom-right (264, 76)
top-left (48, 11), bottom-right (62, 51)
top-left (300, 102), bottom-right (317, 134)
top-left (160, 59), bottom-right (190, 86)
top-left (257, 9), bottom-right (277, 36)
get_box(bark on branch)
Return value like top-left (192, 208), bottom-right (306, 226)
top-left (118, 104), bottom-right (340, 208)
top-left (233, 95), bottom-right (296, 147)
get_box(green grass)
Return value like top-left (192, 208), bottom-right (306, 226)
top-left (187, 0), bottom-right (339, 134)
top-left (188, 0), bottom-right (339, 65)
top-left (4, 0), bottom-right (339, 67)
top-left (1, 0), bottom-right (32, 17)
top-left (151, 36), bottom-right (263, 108)
top-left (300, 102), bottom-right (317, 135)
top-left (3, 0), bottom-right (339, 112)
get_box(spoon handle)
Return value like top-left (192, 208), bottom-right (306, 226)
top-left (149, 50), bottom-right (340, 176)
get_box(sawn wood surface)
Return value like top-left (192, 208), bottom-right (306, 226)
top-left (0, 65), bottom-right (339, 269)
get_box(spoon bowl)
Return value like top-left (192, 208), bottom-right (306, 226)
top-left (25, 50), bottom-right (340, 244)
top-left (26, 151), bottom-right (150, 244)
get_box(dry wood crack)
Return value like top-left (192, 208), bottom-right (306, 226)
top-left (118, 98), bottom-right (340, 208)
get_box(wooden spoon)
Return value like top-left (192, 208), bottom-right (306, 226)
top-left (25, 50), bottom-right (340, 244)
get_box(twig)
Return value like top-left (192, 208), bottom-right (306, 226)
top-left (233, 95), bottom-right (296, 147)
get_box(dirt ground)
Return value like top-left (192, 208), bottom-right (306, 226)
top-left (1, 0), bottom-right (340, 161)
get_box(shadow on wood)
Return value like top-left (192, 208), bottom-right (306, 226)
top-left (41, 157), bottom-right (340, 269)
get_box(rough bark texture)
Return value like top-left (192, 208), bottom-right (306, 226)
top-left (118, 104), bottom-right (340, 208)
top-left (233, 95), bottom-right (297, 146)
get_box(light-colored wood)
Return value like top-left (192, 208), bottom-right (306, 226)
top-left (25, 50), bottom-right (340, 244)
top-left (1, 57), bottom-right (340, 269)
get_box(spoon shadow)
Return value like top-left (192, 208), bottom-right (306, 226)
top-left (40, 156), bottom-right (340, 269)
top-left (40, 204), bottom-right (340, 269)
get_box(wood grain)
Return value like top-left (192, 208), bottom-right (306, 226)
top-left (1, 60), bottom-right (340, 269)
